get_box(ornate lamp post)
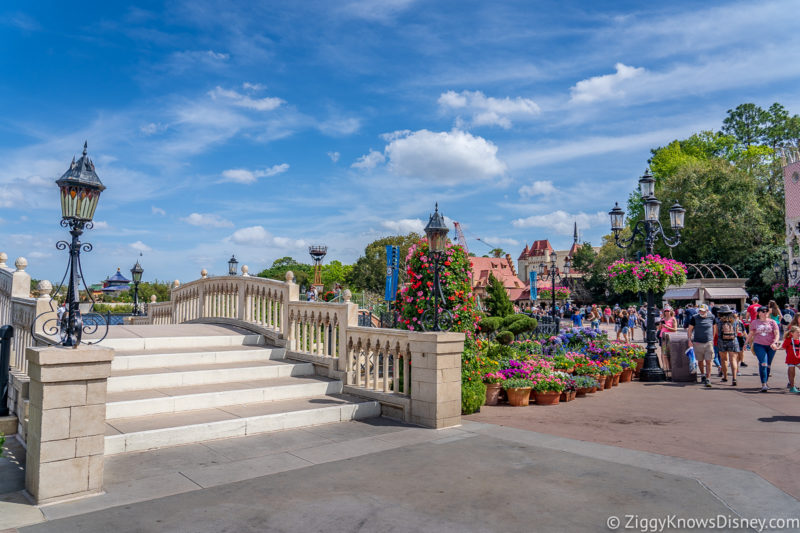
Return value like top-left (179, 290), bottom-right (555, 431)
top-left (228, 255), bottom-right (239, 276)
top-left (609, 169), bottom-right (686, 382)
top-left (54, 142), bottom-right (106, 347)
top-left (422, 203), bottom-right (452, 331)
top-left (538, 253), bottom-right (570, 321)
top-left (130, 259), bottom-right (143, 316)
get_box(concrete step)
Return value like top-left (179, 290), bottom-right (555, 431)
top-left (106, 376), bottom-right (343, 418)
top-left (104, 395), bottom-right (381, 454)
top-left (111, 345), bottom-right (286, 371)
top-left (107, 360), bottom-right (314, 393)
top-left (101, 333), bottom-right (266, 352)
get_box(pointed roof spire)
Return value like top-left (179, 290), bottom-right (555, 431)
top-left (83, 141), bottom-right (88, 156)
top-left (573, 221), bottom-right (578, 244)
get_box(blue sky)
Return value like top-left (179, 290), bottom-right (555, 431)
top-left (2, 0), bottom-right (799, 286)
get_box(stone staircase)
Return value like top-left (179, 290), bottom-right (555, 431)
top-left (100, 328), bottom-right (380, 455)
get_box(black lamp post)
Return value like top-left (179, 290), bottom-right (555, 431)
top-left (422, 203), bottom-right (452, 332)
top-left (55, 142), bottom-right (106, 347)
top-left (130, 259), bottom-right (143, 316)
top-left (228, 255), bottom-right (239, 276)
top-left (609, 168), bottom-right (686, 382)
top-left (538, 253), bottom-right (570, 322)
top-left (773, 250), bottom-right (798, 296)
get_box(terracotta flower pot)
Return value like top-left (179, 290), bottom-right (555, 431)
top-left (506, 387), bottom-right (532, 407)
top-left (620, 368), bottom-right (633, 382)
top-left (560, 391), bottom-right (575, 402)
top-left (634, 359), bottom-right (644, 376)
top-left (534, 390), bottom-right (561, 405)
top-left (589, 385), bottom-right (597, 393)
top-left (594, 377), bottom-right (604, 391)
top-left (604, 375), bottom-right (613, 389)
top-left (612, 373), bottom-right (621, 386)
top-left (569, 390), bottom-right (577, 401)
top-left (484, 383), bottom-right (502, 406)
top-left (576, 387), bottom-right (591, 397)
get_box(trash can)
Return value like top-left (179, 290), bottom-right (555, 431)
top-left (663, 331), bottom-right (696, 382)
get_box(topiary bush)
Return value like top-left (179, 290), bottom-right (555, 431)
top-left (478, 316), bottom-right (503, 336)
top-left (461, 379), bottom-right (485, 414)
top-left (495, 331), bottom-right (514, 345)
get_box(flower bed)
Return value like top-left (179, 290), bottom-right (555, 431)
top-left (478, 327), bottom-right (646, 407)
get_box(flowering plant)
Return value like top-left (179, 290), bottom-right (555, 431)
top-left (608, 254), bottom-right (687, 294)
top-left (503, 377), bottom-right (533, 390)
top-left (772, 282), bottom-right (800, 299)
top-left (529, 373), bottom-right (566, 393)
top-left (483, 371), bottom-right (505, 384)
top-left (397, 239), bottom-right (480, 336)
top-left (538, 286), bottom-right (571, 300)
top-left (573, 375), bottom-right (599, 389)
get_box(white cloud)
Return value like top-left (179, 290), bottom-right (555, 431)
top-left (438, 90), bottom-right (541, 128)
top-left (512, 210), bottom-right (608, 235)
top-left (151, 206), bottom-right (166, 216)
top-left (478, 237), bottom-right (520, 249)
top-left (318, 117), bottom-right (361, 136)
top-left (221, 163), bottom-right (290, 184)
top-left (519, 180), bottom-right (558, 198)
top-left (338, 0), bottom-right (417, 22)
top-left (327, 151), bottom-right (340, 163)
top-left (383, 129), bottom-right (506, 183)
top-left (182, 213), bottom-right (234, 228)
top-left (228, 226), bottom-right (307, 249)
top-left (93, 221), bottom-right (111, 230)
top-left (140, 122), bottom-right (166, 135)
top-left (209, 86), bottom-right (285, 112)
top-left (570, 63), bottom-right (646, 104)
top-left (243, 82), bottom-right (266, 91)
top-left (379, 218), bottom-right (425, 234)
top-left (351, 149), bottom-right (386, 170)
top-left (130, 241), bottom-right (152, 253)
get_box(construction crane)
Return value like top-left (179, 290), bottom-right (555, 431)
top-left (452, 221), bottom-right (470, 255)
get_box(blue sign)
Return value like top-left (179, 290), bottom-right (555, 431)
top-left (529, 271), bottom-right (537, 301)
top-left (384, 245), bottom-right (400, 301)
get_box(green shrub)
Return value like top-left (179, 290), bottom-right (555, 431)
top-left (478, 316), bottom-right (503, 335)
top-left (461, 380), bottom-right (486, 414)
top-left (92, 303), bottom-right (134, 314)
top-left (0, 433), bottom-right (4, 458)
top-left (501, 314), bottom-right (526, 328)
top-left (487, 342), bottom-right (514, 361)
top-left (495, 330), bottom-right (514, 345)
top-left (506, 316), bottom-right (537, 336)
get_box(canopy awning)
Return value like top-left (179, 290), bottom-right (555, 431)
top-left (663, 287), bottom-right (700, 300)
top-left (703, 287), bottom-right (748, 299)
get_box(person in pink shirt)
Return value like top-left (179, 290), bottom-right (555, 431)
top-left (744, 306), bottom-right (780, 392)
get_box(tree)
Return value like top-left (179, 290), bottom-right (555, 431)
top-left (489, 248), bottom-right (505, 258)
top-left (347, 233), bottom-right (422, 294)
top-left (483, 273), bottom-right (513, 317)
top-left (257, 257), bottom-right (313, 288)
top-left (721, 103), bottom-right (768, 148)
top-left (321, 260), bottom-right (352, 290)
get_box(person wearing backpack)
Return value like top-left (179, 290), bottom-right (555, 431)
top-left (717, 306), bottom-right (741, 385)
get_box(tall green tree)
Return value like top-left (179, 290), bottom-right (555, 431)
top-left (721, 103), bottom-right (768, 147)
top-left (483, 273), bottom-right (514, 317)
top-left (257, 257), bottom-right (313, 288)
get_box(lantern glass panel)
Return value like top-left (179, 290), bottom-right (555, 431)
top-left (609, 204), bottom-right (625, 231)
top-left (131, 262), bottom-right (143, 283)
top-left (538, 262), bottom-right (546, 276)
top-left (639, 173), bottom-right (655, 198)
top-left (228, 255), bottom-right (238, 275)
top-left (563, 258), bottom-right (571, 276)
top-left (669, 203), bottom-right (686, 230)
top-left (782, 249), bottom-right (789, 262)
top-left (644, 198), bottom-right (661, 221)
top-left (428, 229), bottom-right (448, 254)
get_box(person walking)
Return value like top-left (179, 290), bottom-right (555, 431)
top-left (781, 325), bottom-right (800, 394)
top-left (746, 296), bottom-right (761, 322)
top-left (589, 305), bottom-right (601, 330)
top-left (687, 304), bottom-right (717, 387)
top-left (620, 309), bottom-right (630, 343)
top-left (735, 311), bottom-right (748, 368)
top-left (659, 308), bottom-right (678, 376)
top-left (744, 306), bottom-right (781, 392)
top-left (717, 306), bottom-right (742, 385)
top-left (768, 300), bottom-right (783, 336)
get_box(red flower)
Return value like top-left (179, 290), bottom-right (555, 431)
top-left (444, 260), bottom-right (451, 266)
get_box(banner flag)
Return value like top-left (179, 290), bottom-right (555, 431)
top-left (529, 271), bottom-right (537, 301)
top-left (385, 245), bottom-right (400, 301)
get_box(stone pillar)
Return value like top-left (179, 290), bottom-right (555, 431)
top-left (11, 257), bottom-right (31, 298)
top-left (25, 345), bottom-right (114, 505)
top-left (408, 331), bottom-right (464, 429)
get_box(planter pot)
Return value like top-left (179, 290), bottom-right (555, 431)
top-left (634, 359), bottom-right (644, 376)
top-left (576, 387), bottom-right (591, 397)
top-left (506, 387), bottom-right (532, 407)
top-left (589, 385), bottom-right (597, 393)
top-left (620, 368), bottom-right (633, 382)
top-left (604, 375), bottom-right (613, 389)
top-left (534, 390), bottom-right (561, 405)
top-left (484, 383), bottom-right (502, 406)
top-left (594, 377), bottom-right (605, 391)
top-left (560, 391), bottom-right (576, 402)
top-left (612, 373), bottom-right (621, 386)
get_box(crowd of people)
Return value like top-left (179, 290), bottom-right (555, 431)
top-left (528, 297), bottom-right (800, 393)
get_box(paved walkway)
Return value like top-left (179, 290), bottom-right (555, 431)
top-left (470, 322), bottom-right (800, 501)
top-left (2, 419), bottom-right (797, 532)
